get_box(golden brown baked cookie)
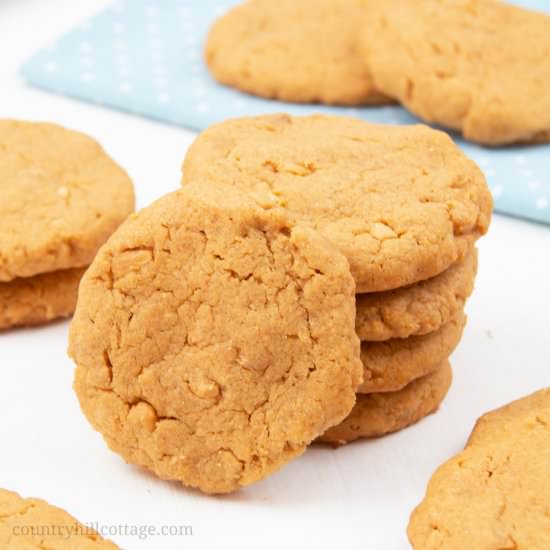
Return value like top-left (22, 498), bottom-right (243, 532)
top-left (0, 267), bottom-right (85, 330)
top-left (359, 312), bottom-right (465, 394)
top-left (408, 389), bottom-right (550, 549)
top-left (0, 120), bottom-right (135, 282)
top-left (356, 249), bottom-right (477, 341)
top-left (183, 114), bottom-right (492, 293)
top-left (467, 388), bottom-right (550, 447)
top-left (205, 0), bottom-right (390, 105)
top-left (318, 362), bottom-right (452, 445)
top-left (0, 488), bottom-right (118, 549)
top-left (69, 185), bottom-right (363, 494)
top-left (362, 0), bottom-right (550, 145)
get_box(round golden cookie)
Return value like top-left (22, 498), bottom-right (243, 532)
top-left (356, 249), bottom-right (477, 341)
top-left (0, 267), bottom-right (86, 330)
top-left (362, 0), bottom-right (550, 145)
top-left (0, 488), bottom-right (118, 549)
top-left (69, 185), bottom-right (363, 495)
top-left (205, 0), bottom-right (390, 106)
top-left (318, 361), bottom-right (452, 446)
top-left (0, 120), bottom-right (135, 282)
top-left (183, 114), bottom-right (492, 293)
top-left (359, 312), bottom-right (465, 394)
top-left (408, 389), bottom-right (550, 549)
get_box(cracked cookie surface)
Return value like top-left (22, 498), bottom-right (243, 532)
top-left (0, 267), bottom-right (86, 330)
top-left (362, 0), bottom-right (550, 145)
top-left (0, 120), bottom-right (135, 282)
top-left (69, 185), bottom-right (362, 494)
top-left (318, 361), bottom-right (452, 445)
top-left (359, 312), bottom-right (464, 394)
top-left (182, 114), bottom-right (492, 293)
top-left (0, 488), bottom-right (118, 549)
top-left (408, 388), bottom-right (550, 549)
top-left (205, 0), bottom-right (390, 106)
top-left (356, 249), bottom-right (476, 341)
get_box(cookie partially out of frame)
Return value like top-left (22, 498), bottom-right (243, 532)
top-left (408, 388), bottom-right (550, 549)
top-left (468, 388), bottom-right (550, 446)
top-left (356, 249), bottom-right (476, 341)
top-left (183, 114), bottom-right (492, 293)
top-left (70, 185), bottom-right (362, 494)
top-left (205, 0), bottom-right (390, 105)
top-left (318, 362), bottom-right (452, 446)
top-left (362, 0), bottom-right (550, 145)
top-left (359, 312), bottom-right (465, 394)
top-left (0, 267), bottom-right (86, 330)
top-left (0, 488), bottom-right (118, 549)
top-left (0, 120), bottom-right (135, 282)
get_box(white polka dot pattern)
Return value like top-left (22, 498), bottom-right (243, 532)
top-left (19, 0), bottom-right (550, 225)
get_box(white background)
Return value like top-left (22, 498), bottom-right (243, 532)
top-left (1, 1), bottom-right (549, 549)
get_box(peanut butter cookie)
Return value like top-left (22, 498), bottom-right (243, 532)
top-left (0, 267), bottom-right (85, 330)
top-left (318, 362), bottom-right (452, 446)
top-left (70, 185), bottom-right (362, 494)
top-left (468, 388), bottom-right (550, 447)
top-left (205, 0), bottom-right (390, 105)
top-left (0, 488), bottom-right (118, 549)
top-left (362, 0), bottom-right (550, 145)
top-left (183, 114), bottom-right (492, 293)
top-left (408, 388), bottom-right (550, 549)
top-left (359, 312), bottom-right (465, 394)
top-left (356, 249), bottom-right (476, 341)
top-left (0, 120), bottom-right (135, 282)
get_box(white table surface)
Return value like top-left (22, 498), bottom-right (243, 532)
top-left (1, 2), bottom-right (549, 549)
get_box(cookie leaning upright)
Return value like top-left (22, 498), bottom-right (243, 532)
top-left (408, 389), bottom-right (550, 549)
top-left (205, 0), bottom-right (390, 105)
top-left (69, 185), bottom-right (362, 494)
top-left (362, 0), bottom-right (550, 145)
top-left (0, 120), bottom-right (135, 281)
top-left (182, 114), bottom-right (492, 293)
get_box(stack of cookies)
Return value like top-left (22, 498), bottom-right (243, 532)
top-left (205, 0), bottom-right (550, 146)
top-left (182, 114), bottom-right (491, 447)
top-left (68, 113), bottom-right (492, 493)
top-left (319, 251), bottom-right (476, 445)
top-left (0, 120), bottom-right (135, 330)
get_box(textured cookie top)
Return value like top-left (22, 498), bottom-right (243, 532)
top-left (183, 114), bottom-right (491, 292)
top-left (356, 249), bottom-right (477, 341)
top-left (0, 489), bottom-right (118, 549)
top-left (408, 389), bottom-right (550, 549)
top-left (69, 185), bottom-right (362, 494)
top-left (362, 0), bottom-right (550, 145)
top-left (468, 388), bottom-right (550, 446)
top-left (205, 0), bottom-right (389, 105)
top-left (0, 120), bottom-right (135, 281)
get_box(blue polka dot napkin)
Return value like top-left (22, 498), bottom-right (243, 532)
top-left (20, 0), bottom-right (550, 225)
